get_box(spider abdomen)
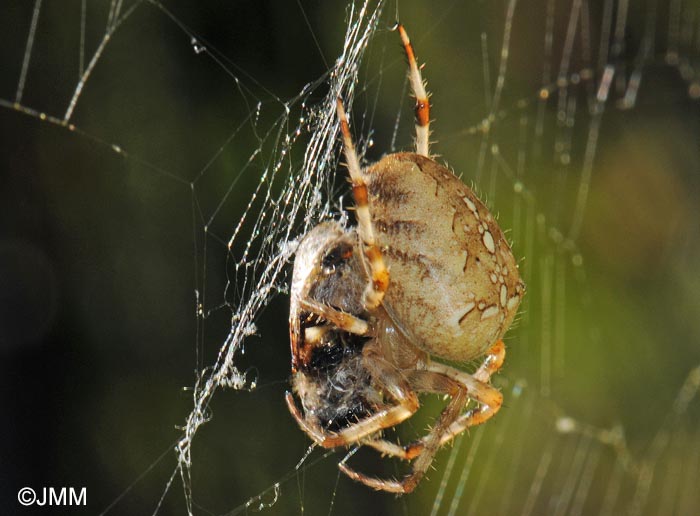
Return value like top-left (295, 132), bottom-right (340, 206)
top-left (366, 153), bottom-right (524, 362)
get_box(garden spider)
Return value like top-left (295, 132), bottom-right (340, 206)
top-left (286, 24), bottom-right (524, 493)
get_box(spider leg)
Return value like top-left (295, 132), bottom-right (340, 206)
top-left (285, 393), bottom-right (416, 449)
top-left (397, 24), bottom-right (431, 157)
top-left (285, 391), bottom-right (329, 444)
top-left (365, 438), bottom-right (423, 460)
top-left (361, 340), bottom-right (506, 460)
top-left (336, 98), bottom-right (389, 310)
top-left (286, 349), bottom-right (419, 449)
top-left (298, 298), bottom-right (369, 335)
top-left (339, 341), bottom-right (506, 492)
top-left (360, 363), bottom-right (471, 461)
top-left (473, 339), bottom-right (506, 383)
top-left (340, 370), bottom-right (468, 493)
top-left (424, 342), bottom-right (506, 447)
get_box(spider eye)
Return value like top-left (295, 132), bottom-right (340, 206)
top-left (321, 243), bottom-right (353, 272)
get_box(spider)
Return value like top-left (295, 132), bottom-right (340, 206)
top-left (286, 24), bottom-right (525, 494)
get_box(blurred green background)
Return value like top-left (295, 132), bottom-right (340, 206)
top-left (2, 1), bottom-right (699, 515)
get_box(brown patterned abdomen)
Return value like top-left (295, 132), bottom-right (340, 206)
top-left (365, 153), bottom-right (524, 362)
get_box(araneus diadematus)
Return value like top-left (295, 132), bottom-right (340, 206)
top-left (286, 24), bottom-right (525, 494)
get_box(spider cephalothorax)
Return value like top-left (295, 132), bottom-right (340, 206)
top-left (286, 25), bottom-right (524, 494)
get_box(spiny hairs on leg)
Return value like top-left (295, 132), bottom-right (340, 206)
top-left (336, 98), bottom-right (389, 309)
top-left (396, 24), bottom-right (431, 158)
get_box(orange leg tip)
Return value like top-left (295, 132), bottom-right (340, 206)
top-left (405, 443), bottom-right (423, 460)
top-left (397, 24), bottom-right (409, 43)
